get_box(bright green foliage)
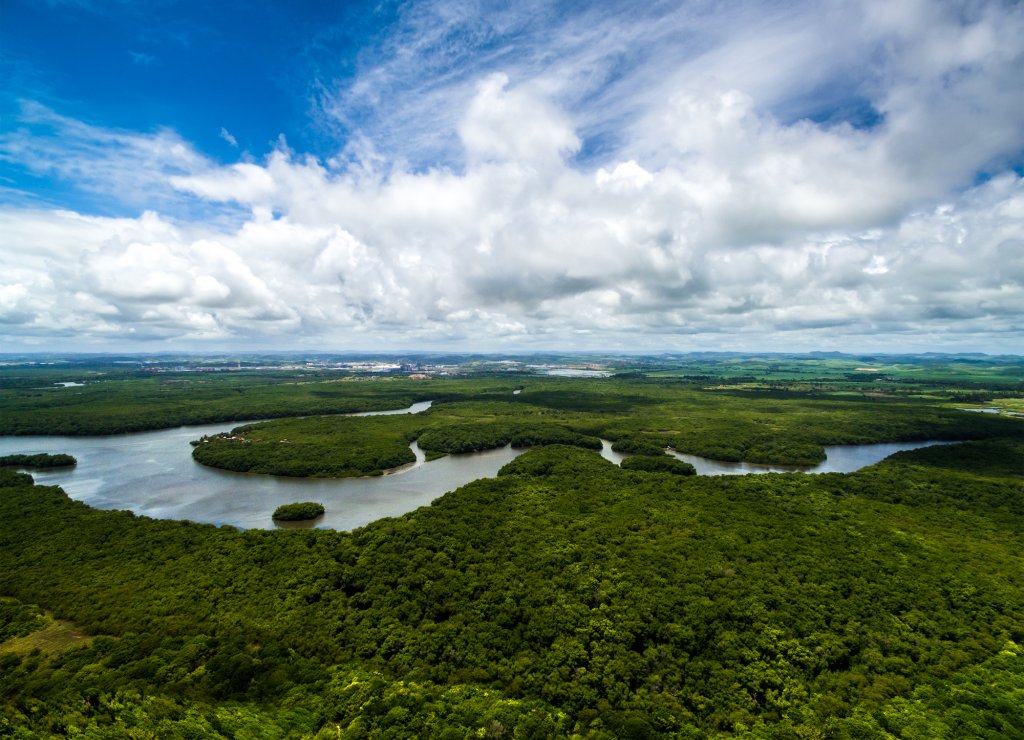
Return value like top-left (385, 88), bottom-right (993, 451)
top-left (1, 362), bottom-right (1022, 736)
top-left (2, 435), bottom-right (1023, 736)
top-left (0, 453), bottom-right (76, 468)
top-left (271, 502), bottom-right (325, 521)
top-left (0, 598), bottom-right (47, 642)
top-left (878, 640), bottom-right (1024, 739)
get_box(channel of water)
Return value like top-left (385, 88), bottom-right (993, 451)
top-left (598, 439), bottom-right (951, 474)
top-left (2, 402), bottom-right (952, 531)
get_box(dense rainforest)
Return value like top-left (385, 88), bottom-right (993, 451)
top-left (1, 359), bottom-right (1022, 737)
top-left (1, 440), bottom-right (1022, 738)
top-left (3, 353), bottom-right (1022, 439)
top-left (190, 381), bottom-right (1021, 477)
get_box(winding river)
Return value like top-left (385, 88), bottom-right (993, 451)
top-left (2, 402), bottom-right (951, 531)
top-left (598, 439), bottom-right (951, 474)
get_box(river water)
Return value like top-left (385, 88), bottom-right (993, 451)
top-left (0, 401), bottom-right (514, 532)
top-left (666, 441), bottom-right (951, 475)
top-left (2, 403), bottom-right (951, 531)
top-left (598, 439), bottom-right (950, 474)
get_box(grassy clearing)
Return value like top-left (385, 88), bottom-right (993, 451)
top-left (0, 615), bottom-right (91, 656)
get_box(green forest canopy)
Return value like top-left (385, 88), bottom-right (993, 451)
top-left (188, 380), bottom-right (1024, 477)
top-left (0, 362), bottom-right (1022, 737)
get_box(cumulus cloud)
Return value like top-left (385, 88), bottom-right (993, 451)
top-left (458, 73), bottom-right (580, 168)
top-left (1, 0), bottom-right (1022, 351)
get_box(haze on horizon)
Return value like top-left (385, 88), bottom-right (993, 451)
top-left (1, 0), bottom-right (1022, 355)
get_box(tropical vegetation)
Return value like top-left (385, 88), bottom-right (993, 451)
top-left (0, 358), bottom-right (1022, 737)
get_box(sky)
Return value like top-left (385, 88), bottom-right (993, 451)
top-left (1, 0), bottom-right (1022, 354)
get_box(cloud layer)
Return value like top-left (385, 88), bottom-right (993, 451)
top-left (1, 0), bottom-right (1022, 352)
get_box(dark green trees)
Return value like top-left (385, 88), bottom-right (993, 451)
top-left (271, 502), bottom-right (326, 521)
top-left (0, 453), bottom-right (76, 468)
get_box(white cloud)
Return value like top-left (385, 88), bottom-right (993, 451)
top-left (219, 127), bottom-right (238, 147)
top-left (170, 162), bottom-right (276, 205)
top-left (458, 73), bottom-right (580, 169)
top-left (1, 0), bottom-right (1023, 352)
top-left (0, 102), bottom-right (212, 209)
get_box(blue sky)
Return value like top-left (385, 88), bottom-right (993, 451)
top-left (1, 0), bottom-right (1023, 352)
top-left (2, 1), bottom-right (383, 208)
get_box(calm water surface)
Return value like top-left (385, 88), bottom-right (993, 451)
top-left (601, 439), bottom-right (953, 475)
top-left (0, 401), bottom-right (516, 531)
top-left (2, 403), bottom-right (952, 530)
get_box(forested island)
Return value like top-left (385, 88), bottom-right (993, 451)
top-left (0, 354), bottom-right (1022, 737)
top-left (272, 502), bottom-right (326, 521)
top-left (0, 453), bottom-right (76, 469)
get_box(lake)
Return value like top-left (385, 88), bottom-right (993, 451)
top-left (2, 404), bottom-right (952, 531)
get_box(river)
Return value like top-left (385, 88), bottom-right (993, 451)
top-left (0, 401), bottom-right (518, 532)
top-left (666, 441), bottom-right (952, 474)
top-left (2, 403), bottom-right (952, 531)
top-left (598, 439), bottom-right (950, 474)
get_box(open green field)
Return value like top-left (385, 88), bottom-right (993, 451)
top-left (1, 355), bottom-right (1023, 738)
